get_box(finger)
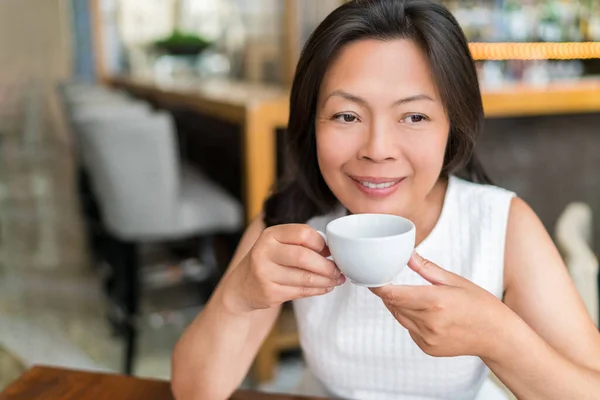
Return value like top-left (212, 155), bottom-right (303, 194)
top-left (380, 301), bottom-right (422, 333)
top-left (408, 251), bottom-right (461, 286)
top-left (287, 285), bottom-right (336, 300)
top-left (392, 310), bottom-right (421, 334)
top-left (408, 331), bottom-right (428, 352)
top-left (272, 243), bottom-right (341, 279)
top-left (370, 284), bottom-right (439, 311)
top-left (269, 224), bottom-right (327, 253)
top-left (272, 265), bottom-right (346, 288)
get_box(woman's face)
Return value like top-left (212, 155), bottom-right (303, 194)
top-left (316, 39), bottom-right (450, 217)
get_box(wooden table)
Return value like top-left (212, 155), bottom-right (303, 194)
top-left (106, 75), bottom-right (290, 225)
top-left (0, 366), bottom-right (327, 400)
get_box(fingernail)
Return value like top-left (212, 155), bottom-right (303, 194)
top-left (337, 275), bottom-right (346, 285)
top-left (326, 287), bottom-right (334, 292)
top-left (333, 269), bottom-right (341, 278)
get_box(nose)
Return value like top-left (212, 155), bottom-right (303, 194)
top-left (357, 120), bottom-right (399, 162)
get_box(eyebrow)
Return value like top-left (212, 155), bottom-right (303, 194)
top-left (325, 90), bottom-right (435, 107)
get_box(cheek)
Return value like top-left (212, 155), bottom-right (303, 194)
top-left (406, 126), bottom-right (449, 176)
top-left (316, 128), bottom-right (354, 176)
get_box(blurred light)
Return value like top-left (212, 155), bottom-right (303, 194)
top-left (469, 42), bottom-right (600, 60)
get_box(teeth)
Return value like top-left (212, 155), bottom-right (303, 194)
top-left (360, 180), bottom-right (398, 189)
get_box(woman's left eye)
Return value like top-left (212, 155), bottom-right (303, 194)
top-left (401, 114), bottom-right (428, 124)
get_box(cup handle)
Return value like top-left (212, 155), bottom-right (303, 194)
top-left (316, 230), bottom-right (333, 261)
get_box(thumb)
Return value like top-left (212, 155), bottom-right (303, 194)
top-left (408, 251), bottom-right (459, 286)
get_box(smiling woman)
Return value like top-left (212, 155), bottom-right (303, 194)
top-left (263, 0), bottom-right (490, 228)
top-left (315, 39), bottom-right (450, 225)
top-left (171, 1), bottom-right (600, 399)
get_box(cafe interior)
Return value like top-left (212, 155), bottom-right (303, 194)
top-left (1, 0), bottom-right (600, 398)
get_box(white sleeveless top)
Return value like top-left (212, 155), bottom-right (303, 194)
top-left (293, 176), bottom-right (516, 400)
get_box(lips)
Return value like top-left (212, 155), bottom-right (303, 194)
top-left (349, 175), bottom-right (405, 198)
top-left (357, 180), bottom-right (401, 189)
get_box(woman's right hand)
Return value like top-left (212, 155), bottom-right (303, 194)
top-left (222, 224), bottom-right (345, 314)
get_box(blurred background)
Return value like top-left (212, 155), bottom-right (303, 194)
top-left (0, 0), bottom-right (599, 395)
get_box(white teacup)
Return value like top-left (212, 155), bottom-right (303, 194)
top-left (318, 213), bottom-right (415, 287)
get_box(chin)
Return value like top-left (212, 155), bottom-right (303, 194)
top-left (344, 199), bottom-right (405, 216)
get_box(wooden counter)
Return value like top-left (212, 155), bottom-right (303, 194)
top-left (482, 79), bottom-right (600, 118)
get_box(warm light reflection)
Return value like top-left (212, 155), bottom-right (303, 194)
top-left (469, 42), bottom-right (600, 60)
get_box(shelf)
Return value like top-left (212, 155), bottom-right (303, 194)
top-left (469, 42), bottom-right (600, 61)
top-left (482, 79), bottom-right (600, 118)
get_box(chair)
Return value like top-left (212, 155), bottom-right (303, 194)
top-left (555, 202), bottom-right (599, 327)
top-left (69, 103), bottom-right (153, 153)
top-left (79, 111), bottom-right (243, 374)
top-left (64, 99), bottom-right (154, 267)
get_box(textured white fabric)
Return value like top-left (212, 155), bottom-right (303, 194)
top-left (294, 176), bottom-right (515, 400)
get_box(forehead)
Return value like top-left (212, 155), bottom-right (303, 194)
top-left (319, 39), bottom-right (440, 101)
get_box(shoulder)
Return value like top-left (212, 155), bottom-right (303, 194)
top-left (505, 196), bottom-right (555, 268)
top-left (507, 196), bottom-right (538, 232)
top-left (506, 196), bottom-right (550, 255)
top-left (504, 196), bottom-right (565, 290)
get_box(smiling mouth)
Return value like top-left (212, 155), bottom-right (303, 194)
top-left (349, 176), bottom-right (405, 189)
top-left (358, 180), bottom-right (399, 189)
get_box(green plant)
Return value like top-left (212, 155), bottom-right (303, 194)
top-left (153, 30), bottom-right (211, 56)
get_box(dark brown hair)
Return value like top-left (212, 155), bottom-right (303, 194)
top-left (264, 0), bottom-right (490, 227)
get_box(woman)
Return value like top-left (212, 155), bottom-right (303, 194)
top-left (171, 1), bottom-right (600, 399)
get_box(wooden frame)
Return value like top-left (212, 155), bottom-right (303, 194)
top-left (89, 0), bottom-right (107, 82)
top-left (282, 0), bottom-right (301, 87)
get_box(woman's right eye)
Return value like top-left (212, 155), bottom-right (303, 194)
top-left (333, 113), bottom-right (359, 123)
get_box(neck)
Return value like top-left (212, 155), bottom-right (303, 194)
top-left (409, 177), bottom-right (449, 247)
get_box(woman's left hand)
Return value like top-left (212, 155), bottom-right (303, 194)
top-left (370, 252), bottom-right (512, 359)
